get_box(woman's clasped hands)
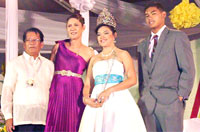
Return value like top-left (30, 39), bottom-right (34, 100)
top-left (83, 88), bottom-right (112, 108)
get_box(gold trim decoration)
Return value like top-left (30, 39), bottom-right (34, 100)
top-left (55, 70), bottom-right (82, 78)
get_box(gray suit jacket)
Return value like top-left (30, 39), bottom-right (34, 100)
top-left (138, 27), bottom-right (195, 114)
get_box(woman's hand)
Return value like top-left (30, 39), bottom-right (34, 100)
top-left (97, 88), bottom-right (112, 104)
top-left (83, 97), bottom-right (102, 108)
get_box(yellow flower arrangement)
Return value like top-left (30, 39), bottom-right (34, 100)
top-left (1, 63), bottom-right (5, 77)
top-left (169, 0), bottom-right (200, 29)
top-left (0, 125), bottom-right (6, 132)
top-left (0, 110), bottom-right (6, 132)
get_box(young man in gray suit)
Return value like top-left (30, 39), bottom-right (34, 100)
top-left (138, 2), bottom-right (195, 132)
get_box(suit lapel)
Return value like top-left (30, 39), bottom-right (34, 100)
top-left (143, 35), bottom-right (151, 68)
top-left (150, 27), bottom-right (169, 72)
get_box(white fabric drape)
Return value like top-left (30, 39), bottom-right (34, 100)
top-left (69, 0), bottom-right (95, 12)
top-left (80, 11), bottom-right (89, 46)
top-left (183, 118), bottom-right (200, 132)
top-left (5, 0), bottom-right (18, 63)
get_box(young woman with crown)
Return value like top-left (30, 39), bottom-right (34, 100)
top-left (79, 8), bottom-right (147, 132)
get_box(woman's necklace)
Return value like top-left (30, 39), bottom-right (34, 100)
top-left (101, 47), bottom-right (115, 57)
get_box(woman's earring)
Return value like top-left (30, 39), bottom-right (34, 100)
top-left (114, 40), bottom-right (116, 43)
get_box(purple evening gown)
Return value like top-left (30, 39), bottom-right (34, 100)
top-left (45, 40), bottom-right (87, 132)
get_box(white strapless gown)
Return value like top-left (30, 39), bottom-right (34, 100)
top-left (79, 59), bottom-right (146, 132)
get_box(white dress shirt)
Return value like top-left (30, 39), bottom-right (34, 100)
top-left (1, 52), bottom-right (54, 126)
top-left (149, 25), bottom-right (166, 58)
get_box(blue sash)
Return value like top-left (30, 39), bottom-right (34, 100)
top-left (95, 74), bottom-right (123, 85)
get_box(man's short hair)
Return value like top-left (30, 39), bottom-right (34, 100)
top-left (144, 2), bottom-right (165, 13)
top-left (23, 27), bottom-right (44, 42)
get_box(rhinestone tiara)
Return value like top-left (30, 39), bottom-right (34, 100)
top-left (96, 8), bottom-right (116, 28)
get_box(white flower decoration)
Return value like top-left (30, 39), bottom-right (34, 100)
top-left (69, 0), bottom-right (95, 12)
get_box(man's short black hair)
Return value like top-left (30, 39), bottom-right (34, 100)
top-left (23, 27), bottom-right (44, 42)
top-left (144, 2), bottom-right (165, 13)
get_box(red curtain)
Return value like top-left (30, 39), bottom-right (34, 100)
top-left (191, 81), bottom-right (200, 118)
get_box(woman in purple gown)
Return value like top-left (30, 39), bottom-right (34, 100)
top-left (45, 13), bottom-right (95, 132)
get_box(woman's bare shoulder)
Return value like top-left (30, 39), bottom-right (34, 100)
top-left (51, 43), bottom-right (59, 52)
top-left (116, 48), bottom-right (130, 57)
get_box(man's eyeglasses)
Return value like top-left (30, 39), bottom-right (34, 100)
top-left (26, 39), bottom-right (41, 43)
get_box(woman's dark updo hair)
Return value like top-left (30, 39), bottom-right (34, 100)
top-left (95, 24), bottom-right (116, 34)
top-left (66, 12), bottom-right (85, 25)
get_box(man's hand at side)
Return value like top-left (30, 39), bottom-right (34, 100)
top-left (6, 118), bottom-right (15, 132)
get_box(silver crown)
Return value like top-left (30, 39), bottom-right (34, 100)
top-left (97, 8), bottom-right (116, 28)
